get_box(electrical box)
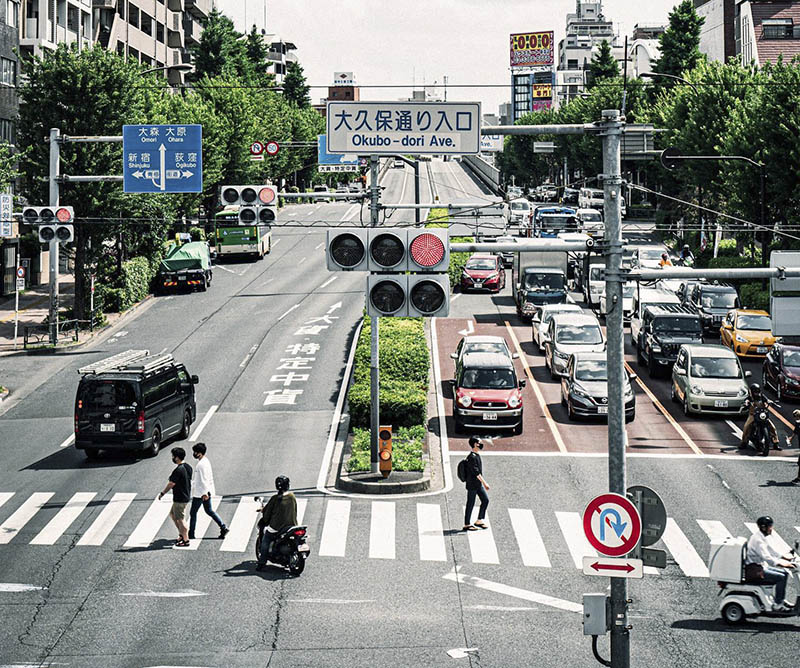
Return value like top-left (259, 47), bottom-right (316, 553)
top-left (583, 593), bottom-right (608, 636)
top-left (770, 251), bottom-right (800, 294)
top-left (771, 296), bottom-right (800, 337)
top-left (708, 535), bottom-right (746, 583)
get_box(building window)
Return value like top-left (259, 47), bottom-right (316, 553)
top-left (117, 0), bottom-right (125, 19)
top-left (0, 57), bottom-right (16, 87)
top-left (141, 54), bottom-right (152, 66)
top-left (156, 22), bottom-right (164, 43)
top-left (129, 5), bottom-right (139, 29)
top-left (762, 18), bottom-right (795, 39)
top-left (116, 41), bottom-right (125, 57)
top-left (140, 12), bottom-right (152, 36)
top-left (67, 6), bottom-right (78, 32)
top-left (0, 118), bottom-right (15, 145)
top-left (129, 47), bottom-right (139, 62)
top-left (6, 0), bottom-right (19, 28)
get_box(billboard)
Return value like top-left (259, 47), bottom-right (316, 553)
top-left (510, 31), bottom-right (554, 68)
top-left (532, 84), bottom-right (553, 99)
top-left (532, 100), bottom-right (553, 112)
top-left (333, 71), bottom-right (355, 86)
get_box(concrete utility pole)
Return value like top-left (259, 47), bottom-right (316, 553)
top-left (48, 128), bottom-right (61, 345)
top-left (369, 155), bottom-right (380, 474)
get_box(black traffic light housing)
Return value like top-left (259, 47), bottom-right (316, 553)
top-left (25, 206), bottom-right (74, 243)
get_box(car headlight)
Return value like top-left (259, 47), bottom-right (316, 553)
top-left (785, 377), bottom-right (800, 387)
top-left (737, 387), bottom-right (748, 397)
top-left (573, 386), bottom-right (589, 399)
top-left (651, 344), bottom-right (662, 353)
top-left (554, 349), bottom-right (569, 360)
top-left (508, 395), bottom-right (521, 408)
top-left (485, 273), bottom-right (498, 281)
top-left (458, 395), bottom-right (472, 408)
top-left (691, 384), bottom-right (704, 396)
top-left (735, 334), bottom-right (748, 343)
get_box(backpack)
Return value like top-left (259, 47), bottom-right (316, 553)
top-left (457, 456), bottom-right (469, 483)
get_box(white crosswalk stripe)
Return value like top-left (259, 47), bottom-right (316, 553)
top-left (369, 501), bottom-right (395, 560)
top-left (30, 492), bottom-right (96, 545)
top-left (220, 497), bottom-right (260, 553)
top-left (123, 497), bottom-right (172, 548)
top-left (555, 511), bottom-right (595, 568)
top-left (0, 493), bottom-right (53, 545)
top-left (318, 499), bottom-right (350, 557)
top-left (185, 496), bottom-right (222, 550)
top-left (77, 493), bottom-right (137, 546)
top-left (417, 503), bottom-right (447, 562)
top-left (508, 508), bottom-right (551, 568)
top-left (464, 507), bottom-right (499, 564)
top-left (697, 519), bottom-right (732, 543)
top-left (0, 492), bottom-right (14, 512)
top-left (661, 518), bottom-right (709, 578)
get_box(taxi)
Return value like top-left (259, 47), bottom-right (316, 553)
top-left (719, 309), bottom-right (775, 358)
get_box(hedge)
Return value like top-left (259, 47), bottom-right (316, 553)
top-left (347, 425), bottom-right (426, 472)
top-left (353, 317), bottom-right (429, 385)
top-left (348, 377), bottom-right (427, 430)
top-left (740, 284), bottom-right (770, 312)
top-left (96, 256), bottom-right (157, 312)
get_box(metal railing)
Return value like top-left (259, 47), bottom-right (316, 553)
top-left (23, 316), bottom-right (99, 349)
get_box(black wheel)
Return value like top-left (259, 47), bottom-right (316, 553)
top-left (288, 552), bottom-right (305, 575)
top-left (148, 427), bottom-right (161, 458)
top-left (200, 276), bottom-right (208, 292)
top-left (648, 355), bottom-right (658, 378)
top-left (85, 447), bottom-right (100, 460)
top-left (178, 410), bottom-right (192, 440)
top-left (561, 391), bottom-right (567, 407)
top-left (255, 530), bottom-right (263, 561)
top-left (625, 410), bottom-right (635, 424)
top-left (637, 344), bottom-right (645, 366)
top-left (683, 395), bottom-right (691, 417)
top-left (722, 602), bottom-right (745, 625)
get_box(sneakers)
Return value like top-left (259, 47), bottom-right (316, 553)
top-left (786, 436), bottom-right (793, 447)
top-left (772, 601), bottom-right (791, 612)
top-left (219, 526), bottom-right (229, 539)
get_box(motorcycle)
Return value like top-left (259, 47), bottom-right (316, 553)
top-left (254, 496), bottom-right (310, 575)
top-left (747, 398), bottom-right (780, 456)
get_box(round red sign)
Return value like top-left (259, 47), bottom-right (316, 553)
top-left (582, 493), bottom-right (641, 557)
top-left (265, 141), bottom-right (280, 156)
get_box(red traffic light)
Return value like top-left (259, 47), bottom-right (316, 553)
top-left (409, 232), bottom-right (446, 268)
top-left (56, 207), bottom-right (73, 223)
top-left (258, 187), bottom-right (276, 204)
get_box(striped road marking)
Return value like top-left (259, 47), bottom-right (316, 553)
top-left (0, 493), bottom-right (53, 545)
top-left (30, 492), bottom-right (96, 545)
top-left (369, 501), bottom-right (396, 560)
top-left (661, 518), bottom-right (708, 578)
top-left (508, 508), bottom-right (551, 568)
top-left (123, 497), bottom-right (172, 548)
top-left (318, 500), bottom-right (350, 557)
top-left (77, 493), bottom-right (137, 546)
top-left (417, 503), bottom-right (447, 562)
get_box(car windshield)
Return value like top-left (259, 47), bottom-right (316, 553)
top-left (524, 273), bottom-right (565, 290)
top-left (460, 367), bottom-right (516, 389)
top-left (737, 314), bottom-right (771, 331)
top-left (690, 357), bottom-right (741, 379)
top-left (314, 186), bottom-right (327, 192)
top-left (702, 292), bottom-right (737, 309)
top-left (640, 249), bottom-right (665, 260)
top-left (511, 202), bottom-right (529, 211)
top-left (79, 379), bottom-right (137, 410)
top-left (575, 360), bottom-right (607, 381)
top-left (590, 267), bottom-right (604, 281)
top-left (556, 324), bottom-right (603, 345)
top-left (783, 349), bottom-right (800, 367)
top-left (653, 317), bottom-right (701, 334)
top-left (581, 212), bottom-right (602, 222)
top-left (464, 342), bottom-right (507, 356)
top-left (540, 215), bottom-right (574, 229)
top-left (466, 259), bottom-right (496, 270)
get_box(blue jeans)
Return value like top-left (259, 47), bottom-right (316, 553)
top-left (465, 487), bottom-right (489, 526)
top-left (258, 530), bottom-right (276, 567)
top-left (762, 566), bottom-right (788, 604)
top-left (189, 496), bottom-right (225, 538)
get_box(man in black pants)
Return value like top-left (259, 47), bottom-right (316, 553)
top-left (463, 436), bottom-right (490, 531)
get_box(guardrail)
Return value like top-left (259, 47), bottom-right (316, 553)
top-left (461, 155), bottom-right (502, 195)
top-left (23, 317), bottom-right (99, 350)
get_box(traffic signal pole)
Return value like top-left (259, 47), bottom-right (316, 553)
top-left (48, 128), bottom-right (61, 345)
top-left (369, 155), bottom-right (381, 474)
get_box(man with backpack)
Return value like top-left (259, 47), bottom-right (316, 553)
top-left (458, 436), bottom-right (490, 531)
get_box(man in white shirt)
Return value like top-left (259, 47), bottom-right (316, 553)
top-left (745, 516), bottom-right (796, 611)
top-left (188, 443), bottom-right (228, 540)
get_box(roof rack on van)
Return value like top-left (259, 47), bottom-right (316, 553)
top-left (78, 350), bottom-right (151, 375)
top-left (117, 353), bottom-right (175, 375)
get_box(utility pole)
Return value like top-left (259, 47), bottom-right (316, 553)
top-left (369, 155), bottom-right (380, 474)
top-left (48, 128), bottom-right (61, 345)
top-left (413, 160), bottom-right (421, 225)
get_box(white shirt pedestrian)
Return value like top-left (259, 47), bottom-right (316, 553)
top-left (746, 530), bottom-right (781, 567)
top-left (191, 455), bottom-right (216, 499)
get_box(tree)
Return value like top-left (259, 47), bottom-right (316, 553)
top-left (653, 0), bottom-right (705, 78)
top-left (587, 40), bottom-right (619, 89)
top-left (188, 9), bottom-right (251, 82)
top-left (283, 61), bottom-right (311, 108)
top-left (244, 26), bottom-right (273, 85)
top-left (0, 143), bottom-right (24, 191)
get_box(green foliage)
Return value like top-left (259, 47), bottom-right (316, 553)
top-left (189, 227), bottom-right (206, 241)
top-left (587, 40), bottom-right (620, 88)
top-left (346, 425), bottom-right (426, 473)
top-left (188, 10), bottom-right (255, 83)
top-left (283, 61), bottom-right (311, 108)
top-left (353, 317), bottom-right (429, 385)
top-left (740, 284), bottom-right (770, 312)
top-left (0, 142), bottom-right (27, 191)
top-left (95, 256), bottom-right (156, 312)
top-left (652, 0), bottom-right (705, 78)
top-left (348, 379), bottom-right (427, 430)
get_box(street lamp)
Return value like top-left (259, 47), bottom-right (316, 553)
top-left (639, 71), bottom-right (699, 95)
top-left (140, 63), bottom-right (194, 76)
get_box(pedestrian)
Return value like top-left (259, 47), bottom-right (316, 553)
top-left (188, 442), bottom-right (229, 540)
top-left (158, 446), bottom-right (192, 547)
top-left (787, 410), bottom-right (800, 484)
top-left (463, 436), bottom-right (490, 532)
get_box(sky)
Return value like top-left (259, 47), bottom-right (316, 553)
top-left (217, 0), bottom-right (679, 114)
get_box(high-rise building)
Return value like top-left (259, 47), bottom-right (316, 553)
top-left (735, 0), bottom-right (800, 65)
top-left (628, 23), bottom-right (665, 77)
top-left (0, 0), bottom-right (19, 298)
top-left (20, 0), bottom-right (93, 58)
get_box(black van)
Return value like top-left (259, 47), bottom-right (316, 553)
top-left (74, 350), bottom-right (198, 459)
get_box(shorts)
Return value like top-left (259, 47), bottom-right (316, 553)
top-left (170, 502), bottom-right (188, 522)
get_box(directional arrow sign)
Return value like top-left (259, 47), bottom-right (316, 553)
top-left (583, 493), bottom-right (641, 557)
top-left (582, 556), bottom-right (643, 579)
top-left (123, 124), bottom-right (202, 194)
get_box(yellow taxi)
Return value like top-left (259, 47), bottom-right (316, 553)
top-left (719, 309), bottom-right (775, 358)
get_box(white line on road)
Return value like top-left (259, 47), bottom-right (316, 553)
top-left (239, 344), bottom-right (258, 368)
top-left (508, 508), bottom-right (551, 568)
top-left (163, 296), bottom-right (174, 301)
top-left (123, 497), bottom-right (172, 548)
top-left (466, 605), bottom-right (539, 612)
top-left (417, 503), bottom-right (447, 562)
top-left (555, 511), bottom-right (595, 569)
top-left (215, 264), bottom-right (237, 274)
top-left (443, 569), bottom-right (582, 614)
top-left (189, 405), bottom-right (218, 442)
top-left (464, 507), bottom-right (499, 564)
top-left (273, 238), bottom-right (281, 246)
top-left (77, 493), bottom-right (137, 546)
top-left (661, 518), bottom-right (708, 578)
top-left (185, 496), bottom-right (222, 550)
top-left (277, 304), bottom-right (300, 321)
top-left (319, 275), bottom-right (337, 290)
top-left (318, 500), bottom-right (350, 557)
top-left (30, 492), bottom-right (96, 545)
top-left (451, 293), bottom-right (461, 302)
top-left (0, 583), bottom-right (47, 592)
top-left (458, 320), bottom-right (475, 336)
top-left (315, 242), bottom-right (325, 250)
top-left (369, 501), bottom-right (396, 560)
top-left (342, 204), bottom-right (359, 221)
top-left (0, 493), bottom-right (14, 511)
top-left (119, 589), bottom-right (207, 598)
top-left (287, 598), bottom-right (376, 604)
top-left (220, 497), bottom-right (260, 552)
top-left (696, 519), bottom-right (731, 543)
top-left (59, 434), bottom-right (75, 449)
top-left (726, 420), bottom-right (743, 439)
top-left (299, 256), bottom-right (307, 264)
top-left (0, 493), bottom-right (53, 545)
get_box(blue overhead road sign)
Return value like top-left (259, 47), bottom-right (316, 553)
top-left (123, 124), bottom-right (203, 194)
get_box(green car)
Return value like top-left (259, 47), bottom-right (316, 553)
top-left (671, 344), bottom-right (751, 417)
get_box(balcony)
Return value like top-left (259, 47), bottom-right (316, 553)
top-left (167, 27), bottom-right (183, 49)
top-left (182, 17), bottom-right (202, 45)
top-left (91, 0), bottom-right (116, 7)
top-left (184, 0), bottom-right (211, 19)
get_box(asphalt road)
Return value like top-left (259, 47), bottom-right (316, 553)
top-left (1, 161), bottom-right (799, 668)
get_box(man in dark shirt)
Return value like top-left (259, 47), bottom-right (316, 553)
top-left (158, 446), bottom-right (193, 547)
top-left (463, 436), bottom-right (490, 531)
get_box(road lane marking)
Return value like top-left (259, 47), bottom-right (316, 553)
top-left (342, 204), bottom-right (359, 221)
top-left (239, 344), bottom-right (258, 368)
top-left (215, 264), bottom-right (237, 274)
top-left (0, 492), bottom-right (14, 511)
top-left (30, 492), bottom-right (96, 545)
top-left (769, 405), bottom-right (794, 430)
top-left (0, 493), bottom-right (53, 545)
top-left (220, 497), bottom-right (260, 552)
top-left (745, 523), bottom-right (793, 555)
top-left (431, 319), bottom-right (453, 491)
top-left (505, 321), bottom-right (567, 454)
top-left (369, 501), bottom-right (396, 560)
top-left (464, 507), bottom-right (499, 564)
top-left (458, 320), bottom-right (475, 336)
top-left (417, 503), bottom-right (447, 561)
top-left (119, 590), bottom-right (207, 598)
top-left (59, 434), bottom-right (75, 449)
top-left (464, 450), bottom-right (797, 461)
top-left (273, 238), bottom-right (281, 246)
top-left (77, 493), bottom-right (137, 546)
top-left (696, 519), bottom-right (731, 543)
top-left (451, 293), bottom-right (461, 302)
top-left (661, 518), bottom-right (709, 578)
top-left (555, 511), bottom-right (595, 568)
top-left (726, 420), bottom-right (743, 440)
top-left (508, 508), bottom-right (551, 568)
top-left (443, 569), bottom-right (582, 614)
top-left (184, 496), bottom-right (222, 550)
top-left (0, 583), bottom-right (47, 592)
top-left (315, 242), bottom-right (325, 250)
top-left (299, 256), bottom-right (307, 264)
top-left (123, 497), bottom-right (172, 548)
top-left (624, 362), bottom-right (703, 456)
top-left (318, 499), bottom-right (350, 557)
top-left (288, 598), bottom-right (376, 604)
top-left (277, 304), bottom-right (300, 321)
top-left (319, 276), bottom-right (337, 290)
top-left (189, 405), bottom-right (218, 442)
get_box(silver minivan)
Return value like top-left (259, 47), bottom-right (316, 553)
top-left (671, 344), bottom-right (750, 416)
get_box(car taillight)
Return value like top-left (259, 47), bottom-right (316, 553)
top-left (137, 411), bottom-right (145, 434)
top-left (293, 528), bottom-right (306, 537)
top-left (74, 414), bottom-right (79, 434)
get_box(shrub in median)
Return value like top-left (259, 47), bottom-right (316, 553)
top-left (346, 425), bottom-right (426, 472)
top-left (348, 378), bottom-right (427, 430)
top-left (353, 317), bottom-right (429, 385)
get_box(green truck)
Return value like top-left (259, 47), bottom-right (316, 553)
top-left (157, 241), bottom-right (213, 293)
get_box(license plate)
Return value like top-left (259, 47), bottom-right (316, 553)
top-left (100, 423), bottom-right (115, 432)
top-left (297, 544), bottom-right (310, 553)
top-left (482, 412), bottom-right (498, 421)
top-left (597, 406), bottom-right (608, 414)
top-left (178, 275), bottom-right (187, 281)
top-left (756, 346), bottom-right (767, 354)
top-left (474, 283), bottom-right (483, 289)
top-left (714, 400), bottom-right (728, 408)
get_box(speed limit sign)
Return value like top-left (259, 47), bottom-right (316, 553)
top-left (265, 141), bottom-right (280, 156)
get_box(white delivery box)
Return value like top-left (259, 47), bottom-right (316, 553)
top-left (708, 535), bottom-right (746, 583)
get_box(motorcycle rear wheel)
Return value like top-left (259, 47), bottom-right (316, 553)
top-left (288, 552), bottom-right (305, 575)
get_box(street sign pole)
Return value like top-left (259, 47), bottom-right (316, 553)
top-left (369, 155), bottom-right (380, 474)
top-left (13, 277), bottom-right (20, 349)
top-left (49, 128), bottom-right (61, 346)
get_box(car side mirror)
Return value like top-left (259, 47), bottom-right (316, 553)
top-left (512, 352), bottom-right (519, 359)
top-left (450, 353), bottom-right (458, 360)
top-left (628, 372), bottom-right (638, 381)
top-left (449, 379), bottom-right (456, 386)
top-left (191, 375), bottom-right (199, 384)
top-left (675, 368), bottom-right (686, 376)
top-left (745, 370), bottom-right (752, 378)
top-left (519, 379), bottom-right (527, 388)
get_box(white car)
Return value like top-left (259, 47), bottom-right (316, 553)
top-left (632, 244), bottom-right (670, 270)
top-left (576, 208), bottom-right (604, 237)
top-left (579, 188), bottom-right (604, 210)
top-left (585, 264), bottom-right (606, 307)
top-left (545, 313), bottom-right (606, 378)
top-left (599, 283), bottom-right (635, 320)
top-left (508, 198), bottom-right (532, 228)
top-left (532, 304), bottom-right (582, 352)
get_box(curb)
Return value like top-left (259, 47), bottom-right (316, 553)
top-left (337, 467), bottom-right (431, 494)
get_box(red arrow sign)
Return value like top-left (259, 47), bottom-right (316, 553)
top-left (591, 561), bottom-right (635, 573)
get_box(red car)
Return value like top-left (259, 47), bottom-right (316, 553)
top-left (460, 253), bottom-right (505, 293)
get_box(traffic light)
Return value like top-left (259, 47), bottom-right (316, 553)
top-left (366, 274), bottom-right (449, 317)
top-left (326, 228), bottom-right (369, 271)
top-left (24, 206), bottom-right (74, 243)
top-left (367, 229), bottom-right (449, 272)
top-left (219, 185), bottom-right (277, 225)
top-left (378, 425), bottom-right (392, 478)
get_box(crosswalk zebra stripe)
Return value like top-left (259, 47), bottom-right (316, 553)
top-left (0, 493), bottom-right (53, 545)
top-left (123, 497), bottom-right (172, 548)
top-left (185, 496), bottom-right (222, 550)
top-left (30, 492), bottom-right (96, 545)
top-left (555, 511), bottom-right (595, 568)
top-left (508, 508), bottom-right (551, 568)
top-left (318, 500), bottom-right (350, 557)
top-left (77, 493), bottom-right (137, 546)
top-left (369, 501), bottom-right (395, 560)
top-left (464, 507), bottom-right (499, 564)
top-left (220, 497), bottom-right (259, 553)
top-left (297, 498), bottom-right (307, 525)
top-left (417, 503), bottom-right (447, 562)
top-left (661, 518), bottom-right (708, 578)
top-left (697, 519), bottom-right (731, 543)
top-left (745, 523), bottom-right (792, 555)
top-left (0, 492), bottom-right (13, 512)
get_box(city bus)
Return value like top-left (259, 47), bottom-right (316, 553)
top-left (214, 206), bottom-right (271, 260)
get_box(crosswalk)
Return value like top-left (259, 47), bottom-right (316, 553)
top-left (1, 490), bottom-right (798, 578)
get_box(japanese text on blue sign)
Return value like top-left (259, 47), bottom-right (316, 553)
top-left (123, 124), bottom-right (203, 194)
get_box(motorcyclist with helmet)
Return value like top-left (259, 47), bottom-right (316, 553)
top-left (255, 475), bottom-right (298, 571)
top-left (677, 244), bottom-right (695, 266)
top-left (745, 516), bottom-right (797, 611)
top-left (740, 383), bottom-right (780, 452)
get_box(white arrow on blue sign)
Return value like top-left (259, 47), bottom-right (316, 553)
top-left (123, 124), bottom-right (203, 194)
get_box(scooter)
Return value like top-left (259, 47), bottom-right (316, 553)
top-left (748, 398), bottom-right (780, 456)
top-left (254, 496), bottom-right (310, 575)
top-left (711, 536), bottom-right (800, 624)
